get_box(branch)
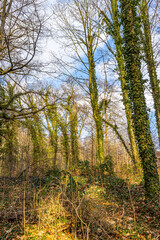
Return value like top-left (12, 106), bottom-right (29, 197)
top-left (102, 118), bottom-right (135, 163)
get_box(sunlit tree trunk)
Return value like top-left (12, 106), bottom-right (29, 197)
top-left (102, 0), bottom-right (140, 164)
top-left (120, 0), bottom-right (159, 199)
top-left (105, 111), bottom-right (108, 156)
top-left (88, 43), bottom-right (104, 164)
top-left (54, 0), bottom-right (105, 165)
top-left (141, 0), bottom-right (160, 145)
top-left (91, 125), bottom-right (94, 166)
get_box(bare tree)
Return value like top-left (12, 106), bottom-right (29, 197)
top-left (0, 0), bottom-right (42, 76)
top-left (52, 0), bottom-right (106, 164)
top-left (0, 0), bottom-right (45, 133)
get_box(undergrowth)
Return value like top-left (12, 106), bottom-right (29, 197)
top-left (0, 161), bottom-right (159, 240)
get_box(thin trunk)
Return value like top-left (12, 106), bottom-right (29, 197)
top-left (57, 116), bottom-right (69, 170)
top-left (53, 123), bottom-right (58, 167)
top-left (68, 96), bottom-right (79, 166)
top-left (62, 127), bottom-right (69, 170)
top-left (49, 107), bottom-right (58, 168)
top-left (91, 126), bottom-right (94, 166)
top-left (102, 57), bottom-right (108, 157)
top-left (105, 111), bottom-right (108, 155)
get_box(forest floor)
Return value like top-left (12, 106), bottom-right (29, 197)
top-left (0, 164), bottom-right (160, 240)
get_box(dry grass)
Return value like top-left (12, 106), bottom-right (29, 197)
top-left (0, 168), bottom-right (159, 240)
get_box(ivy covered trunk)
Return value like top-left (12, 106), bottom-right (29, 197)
top-left (4, 121), bottom-right (18, 176)
top-left (68, 97), bottom-right (79, 167)
top-left (61, 124), bottom-right (69, 170)
top-left (120, 0), bottom-right (159, 199)
top-left (141, 0), bottom-right (160, 145)
top-left (44, 103), bottom-right (58, 168)
top-left (47, 99), bottom-right (58, 168)
top-left (57, 116), bottom-right (69, 170)
top-left (88, 41), bottom-right (104, 164)
top-left (95, 118), bottom-right (104, 164)
top-left (26, 97), bottom-right (47, 169)
top-left (107, 0), bottom-right (140, 164)
top-left (27, 114), bottom-right (46, 170)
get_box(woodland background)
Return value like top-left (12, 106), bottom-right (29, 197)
top-left (0, 0), bottom-right (160, 239)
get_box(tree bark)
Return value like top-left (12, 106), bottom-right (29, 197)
top-left (141, 0), bottom-right (160, 145)
top-left (120, 0), bottom-right (159, 199)
top-left (102, 0), bottom-right (140, 165)
top-left (88, 46), bottom-right (104, 164)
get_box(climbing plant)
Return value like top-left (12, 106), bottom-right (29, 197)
top-left (120, 0), bottom-right (159, 199)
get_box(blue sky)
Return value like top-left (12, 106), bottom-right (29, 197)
top-left (33, 0), bottom-right (160, 147)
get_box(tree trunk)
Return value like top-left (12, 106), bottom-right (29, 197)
top-left (141, 0), bottom-right (160, 145)
top-left (57, 116), bottom-right (69, 170)
top-left (103, 0), bottom-right (140, 165)
top-left (67, 95), bottom-right (79, 166)
top-left (88, 43), bottom-right (104, 164)
top-left (120, 0), bottom-right (159, 199)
